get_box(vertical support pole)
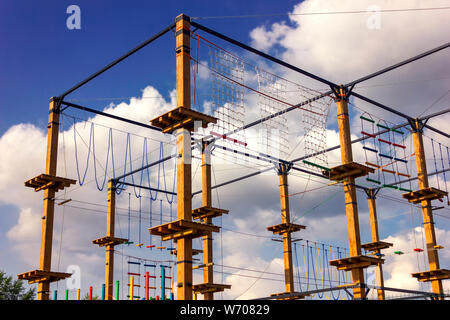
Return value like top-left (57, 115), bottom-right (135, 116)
top-left (130, 276), bottom-right (134, 300)
top-left (175, 13), bottom-right (193, 301)
top-left (161, 266), bottom-right (166, 300)
top-left (335, 87), bottom-right (365, 299)
top-left (101, 284), bottom-right (105, 300)
top-left (115, 280), bottom-right (120, 300)
top-left (145, 271), bottom-right (150, 300)
top-left (37, 97), bottom-right (60, 300)
top-left (366, 189), bottom-right (385, 300)
top-left (411, 119), bottom-right (443, 298)
top-left (105, 180), bottom-right (116, 300)
top-left (202, 141), bottom-right (214, 300)
top-left (89, 286), bottom-right (93, 300)
top-left (278, 164), bottom-right (295, 293)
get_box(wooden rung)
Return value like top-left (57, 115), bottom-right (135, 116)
top-left (361, 241), bottom-right (393, 252)
top-left (17, 269), bottom-right (72, 285)
top-left (92, 236), bottom-right (128, 247)
top-left (192, 206), bottom-right (229, 221)
top-left (24, 174), bottom-right (76, 192)
top-left (411, 269), bottom-right (450, 282)
top-left (329, 255), bottom-right (383, 271)
top-left (381, 168), bottom-right (396, 174)
top-left (170, 248), bottom-right (203, 256)
top-left (150, 107), bottom-right (217, 134)
top-left (323, 162), bottom-right (375, 181)
top-left (149, 219), bottom-right (220, 241)
top-left (267, 222), bottom-right (306, 235)
top-left (401, 187), bottom-right (448, 204)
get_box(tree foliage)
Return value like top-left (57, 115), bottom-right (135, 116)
top-left (0, 270), bottom-right (36, 300)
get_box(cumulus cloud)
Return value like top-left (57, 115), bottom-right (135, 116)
top-left (1, 0), bottom-right (449, 300)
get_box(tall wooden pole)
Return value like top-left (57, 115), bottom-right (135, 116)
top-left (37, 97), bottom-right (60, 300)
top-left (336, 89), bottom-right (365, 299)
top-left (411, 120), bottom-right (443, 297)
top-left (278, 164), bottom-right (295, 293)
top-left (105, 180), bottom-right (116, 300)
top-left (202, 142), bottom-right (214, 300)
top-left (366, 189), bottom-right (385, 300)
top-left (175, 13), bottom-right (193, 300)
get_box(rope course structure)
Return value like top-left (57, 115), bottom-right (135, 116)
top-left (17, 12), bottom-right (450, 302)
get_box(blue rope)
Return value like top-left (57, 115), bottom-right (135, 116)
top-left (127, 192), bottom-right (131, 244)
top-left (73, 120), bottom-right (94, 186)
top-left (149, 198), bottom-right (153, 247)
top-left (293, 242), bottom-right (302, 292)
top-left (431, 139), bottom-right (441, 189)
top-left (92, 127), bottom-right (114, 191)
top-left (309, 244), bottom-right (322, 298)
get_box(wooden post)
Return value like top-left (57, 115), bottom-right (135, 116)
top-left (411, 120), bottom-right (443, 298)
top-left (175, 13), bottom-right (193, 300)
top-left (366, 189), bottom-right (385, 300)
top-left (336, 88), bottom-right (365, 299)
top-left (278, 164), bottom-right (295, 293)
top-left (105, 180), bottom-right (116, 300)
top-left (37, 97), bottom-right (60, 300)
top-left (202, 142), bottom-right (214, 300)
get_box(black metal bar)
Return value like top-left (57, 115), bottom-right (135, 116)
top-left (423, 124), bottom-right (450, 138)
top-left (118, 181), bottom-right (177, 196)
top-left (192, 167), bottom-right (273, 196)
top-left (418, 107), bottom-right (450, 122)
top-left (58, 23), bottom-right (176, 99)
top-left (61, 100), bottom-right (162, 132)
top-left (351, 91), bottom-right (414, 121)
top-left (190, 21), bottom-right (339, 88)
top-left (345, 42), bottom-right (450, 88)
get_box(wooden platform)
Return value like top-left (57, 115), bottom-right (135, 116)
top-left (17, 270), bottom-right (72, 285)
top-left (267, 222), bottom-right (306, 235)
top-left (329, 255), bottom-right (384, 271)
top-left (150, 107), bottom-right (217, 134)
top-left (192, 283), bottom-right (231, 294)
top-left (149, 219), bottom-right (220, 241)
top-left (92, 236), bottom-right (128, 247)
top-left (270, 291), bottom-right (308, 300)
top-left (401, 187), bottom-right (448, 204)
top-left (322, 162), bottom-right (374, 181)
top-left (24, 174), bottom-right (76, 192)
top-left (411, 269), bottom-right (450, 282)
top-left (361, 241), bottom-right (393, 252)
top-left (192, 206), bottom-right (229, 221)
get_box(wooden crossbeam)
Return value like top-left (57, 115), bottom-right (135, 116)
top-left (361, 241), bottom-right (393, 252)
top-left (267, 222), bottom-right (306, 235)
top-left (270, 291), bottom-right (308, 300)
top-left (17, 270), bottom-right (72, 285)
top-left (192, 283), bottom-right (231, 294)
top-left (401, 187), bottom-right (448, 204)
top-left (92, 236), bottom-right (128, 247)
top-left (150, 106), bottom-right (217, 134)
top-left (323, 162), bottom-right (374, 181)
top-left (329, 255), bottom-right (384, 271)
top-left (192, 206), bottom-right (229, 221)
top-left (411, 269), bottom-right (450, 282)
top-left (149, 219), bottom-right (220, 241)
top-left (24, 174), bottom-right (76, 192)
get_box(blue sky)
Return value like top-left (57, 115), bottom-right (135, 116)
top-left (0, 0), bottom-right (301, 134)
top-left (1, 0), bottom-right (449, 299)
